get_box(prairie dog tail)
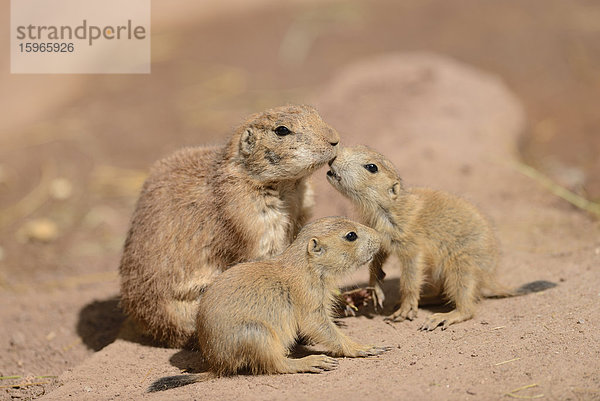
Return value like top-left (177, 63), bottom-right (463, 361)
top-left (147, 372), bottom-right (214, 392)
top-left (483, 280), bottom-right (557, 299)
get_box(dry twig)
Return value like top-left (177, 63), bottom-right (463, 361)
top-left (495, 357), bottom-right (521, 366)
top-left (510, 161), bottom-right (600, 218)
top-left (505, 383), bottom-right (544, 399)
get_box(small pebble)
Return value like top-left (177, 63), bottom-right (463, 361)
top-left (17, 218), bottom-right (59, 243)
top-left (577, 319), bottom-right (585, 324)
top-left (49, 177), bottom-right (73, 200)
top-left (10, 332), bottom-right (26, 347)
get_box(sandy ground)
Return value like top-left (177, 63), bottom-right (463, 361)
top-left (28, 53), bottom-right (600, 401)
top-left (1, 1), bottom-right (599, 400)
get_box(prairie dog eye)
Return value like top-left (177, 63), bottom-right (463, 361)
top-left (274, 126), bottom-right (291, 136)
top-left (345, 232), bottom-right (358, 242)
top-left (364, 164), bottom-right (378, 173)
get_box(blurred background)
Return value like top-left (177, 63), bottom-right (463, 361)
top-left (1, 0), bottom-right (600, 360)
top-left (2, 0), bottom-right (600, 287)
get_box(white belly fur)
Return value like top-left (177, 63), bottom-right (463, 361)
top-left (251, 188), bottom-right (294, 259)
top-left (257, 203), bottom-right (289, 257)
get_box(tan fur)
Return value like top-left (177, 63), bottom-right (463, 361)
top-left (119, 105), bottom-right (340, 347)
top-left (327, 145), bottom-right (507, 331)
top-left (148, 217), bottom-right (389, 392)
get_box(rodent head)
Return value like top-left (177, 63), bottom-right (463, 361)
top-left (294, 216), bottom-right (381, 280)
top-left (231, 105), bottom-right (340, 183)
top-left (326, 145), bottom-right (403, 209)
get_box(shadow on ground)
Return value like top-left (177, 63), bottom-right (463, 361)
top-left (340, 278), bottom-right (454, 318)
top-left (76, 296), bottom-right (126, 351)
top-left (77, 296), bottom-right (161, 351)
top-left (169, 349), bottom-right (208, 373)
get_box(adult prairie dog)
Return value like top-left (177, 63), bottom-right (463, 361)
top-left (148, 217), bottom-right (389, 392)
top-left (120, 105), bottom-right (340, 347)
top-left (327, 145), bottom-right (556, 331)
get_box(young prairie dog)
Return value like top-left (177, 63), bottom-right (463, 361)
top-left (148, 217), bottom-right (389, 392)
top-left (327, 145), bottom-right (556, 331)
top-left (120, 105), bottom-right (340, 348)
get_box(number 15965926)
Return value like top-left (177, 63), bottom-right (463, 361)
top-left (19, 42), bottom-right (74, 52)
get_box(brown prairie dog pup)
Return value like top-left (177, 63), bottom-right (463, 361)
top-left (327, 145), bottom-right (556, 331)
top-left (120, 105), bottom-right (340, 348)
top-left (148, 217), bottom-right (389, 392)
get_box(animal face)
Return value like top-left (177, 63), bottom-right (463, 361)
top-left (326, 145), bottom-right (402, 207)
top-left (303, 217), bottom-right (381, 278)
top-left (238, 105), bottom-right (340, 182)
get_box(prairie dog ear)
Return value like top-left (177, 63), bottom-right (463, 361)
top-left (389, 182), bottom-right (401, 199)
top-left (308, 237), bottom-right (324, 256)
top-left (240, 128), bottom-right (256, 156)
